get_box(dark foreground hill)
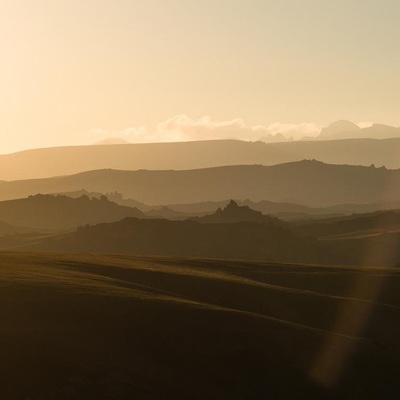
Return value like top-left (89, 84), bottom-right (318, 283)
top-left (1, 160), bottom-right (400, 206)
top-left (0, 252), bottom-right (399, 399)
top-left (0, 194), bottom-right (146, 230)
top-left (2, 138), bottom-right (400, 181)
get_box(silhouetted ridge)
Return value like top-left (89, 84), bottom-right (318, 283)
top-left (0, 194), bottom-right (147, 230)
top-left (193, 200), bottom-right (282, 225)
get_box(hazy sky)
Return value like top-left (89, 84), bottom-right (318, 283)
top-left (1, 0), bottom-right (399, 153)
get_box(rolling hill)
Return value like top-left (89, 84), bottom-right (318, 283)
top-left (2, 137), bottom-right (400, 181)
top-left (1, 160), bottom-right (399, 207)
top-left (19, 215), bottom-right (350, 266)
top-left (0, 252), bottom-right (399, 399)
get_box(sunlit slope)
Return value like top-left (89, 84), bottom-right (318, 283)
top-left (0, 252), bottom-right (399, 399)
top-left (1, 138), bottom-right (400, 181)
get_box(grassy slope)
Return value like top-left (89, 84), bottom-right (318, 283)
top-left (0, 252), bottom-right (399, 399)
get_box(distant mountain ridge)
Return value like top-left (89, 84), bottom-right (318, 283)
top-left (2, 137), bottom-right (400, 181)
top-left (317, 121), bottom-right (400, 141)
top-left (319, 120), bottom-right (361, 138)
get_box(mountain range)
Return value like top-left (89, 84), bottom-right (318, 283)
top-left (317, 121), bottom-right (400, 141)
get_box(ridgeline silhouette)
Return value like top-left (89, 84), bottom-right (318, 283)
top-left (192, 200), bottom-right (282, 225)
top-left (0, 194), bottom-right (146, 230)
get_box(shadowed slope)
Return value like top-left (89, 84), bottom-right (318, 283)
top-left (0, 252), bottom-right (399, 399)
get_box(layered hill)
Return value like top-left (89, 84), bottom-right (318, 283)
top-left (21, 215), bottom-right (349, 266)
top-left (1, 161), bottom-right (399, 207)
top-left (0, 194), bottom-right (146, 230)
top-left (52, 191), bottom-right (334, 220)
top-left (2, 138), bottom-right (400, 181)
top-left (58, 190), bottom-right (400, 220)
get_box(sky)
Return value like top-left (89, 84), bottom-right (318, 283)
top-left (1, 0), bottom-right (399, 154)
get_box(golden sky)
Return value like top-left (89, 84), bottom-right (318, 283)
top-left (1, 0), bottom-right (399, 153)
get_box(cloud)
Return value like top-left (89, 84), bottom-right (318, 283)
top-left (357, 121), bottom-right (373, 129)
top-left (263, 122), bottom-right (320, 138)
top-left (156, 115), bottom-right (251, 141)
top-left (156, 115), bottom-right (321, 141)
top-left (87, 126), bottom-right (148, 143)
top-left (87, 115), bottom-right (322, 144)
